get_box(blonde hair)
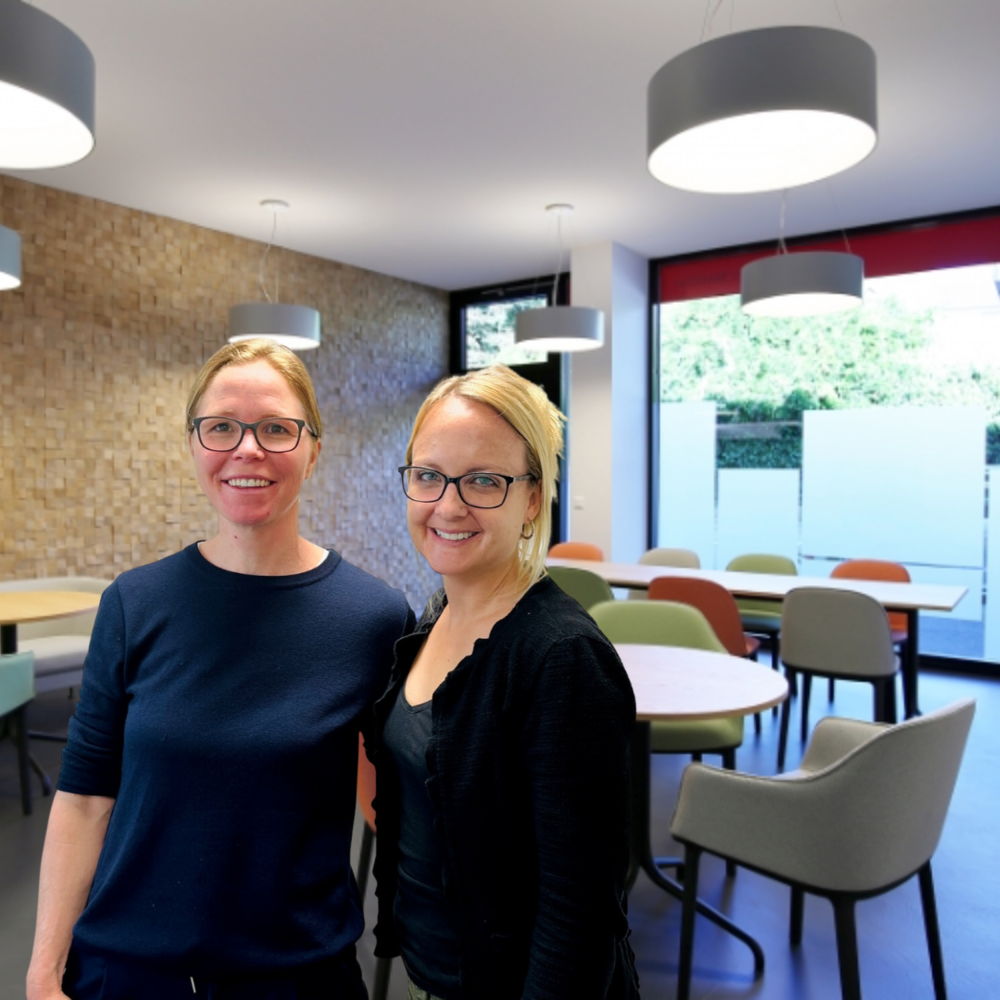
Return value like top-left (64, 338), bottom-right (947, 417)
top-left (185, 338), bottom-right (322, 439)
top-left (406, 364), bottom-right (565, 592)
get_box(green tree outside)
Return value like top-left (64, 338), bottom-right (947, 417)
top-left (659, 294), bottom-right (1000, 467)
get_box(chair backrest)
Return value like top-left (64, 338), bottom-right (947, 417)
top-left (548, 541), bottom-right (604, 561)
top-left (640, 547), bottom-right (701, 569)
top-left (0, 652), bottom-right (35, 715)
top-left (0, 577), bottom-right (111, 640)
top-left (547, 566), bottom-right (614, 611)
top-left (648, 576), bottom-right (747, 656)
top-left (726, 553), bottom-right (797, 617)
top-left (831, 559), bottom-right (910, 634)
top-left (589, 599), bottom-right (726, 653)
top-left (803, 698), bottom-right (975, 891)
top-left (357, 731), bottom-right (377, 833)
top-left (628, 547), bottom-right (702, 600)
top-left (781, 586), bottom-right (896, 678)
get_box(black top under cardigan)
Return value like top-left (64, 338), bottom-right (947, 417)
top-left (369, 576), bottom-right (640, 1000)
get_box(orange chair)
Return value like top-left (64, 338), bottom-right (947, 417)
top-left (356, 733), bottom-right (391, 1000)
top-left (831, 559), bottom-right (910, 706)
top-left (549, 541), bottom-right (605, 561)
top-left (648, 576), bottom-right (763, 735)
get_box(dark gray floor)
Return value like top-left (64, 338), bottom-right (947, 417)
top-left (2, 668), bottom-right (998, 999)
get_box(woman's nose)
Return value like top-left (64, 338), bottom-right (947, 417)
top-left (234, 427), bottom-right (265, 456)
top-left (436, 480), bottom-right (468, 513)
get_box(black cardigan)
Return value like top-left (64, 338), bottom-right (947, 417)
top-left (369, 577), bottom-right (640, 999)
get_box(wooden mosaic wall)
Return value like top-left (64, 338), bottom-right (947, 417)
top-left (0, 176), bottom-right (448, 610)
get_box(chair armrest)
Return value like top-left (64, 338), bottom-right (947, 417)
top-left (793, 716), bottom-right (888, 775)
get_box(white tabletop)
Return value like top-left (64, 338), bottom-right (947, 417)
top-left (615, 644), bottom-right (789, 722)
top-left (548, 558), bottom-right (967, 613)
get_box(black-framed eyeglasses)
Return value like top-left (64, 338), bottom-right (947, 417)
top-left (398, 466), bottom-right (535, 509)
top-left (191, 416), bottom-right (318, 454)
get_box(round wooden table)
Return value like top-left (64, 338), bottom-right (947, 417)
top-left (616, 644), bottom-right (788, 980)
top-left (0, 591), bottom-right (102, 655)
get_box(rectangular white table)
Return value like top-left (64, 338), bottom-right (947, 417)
top-left (550, 558), bottom-right (968, 718)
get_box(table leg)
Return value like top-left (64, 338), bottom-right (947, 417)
top-left (903, 609), bottom-right (920, 719)
top-left (629, 722), bottom-right (765, 977)
top-left (1, 622), bottom-right (54, 798)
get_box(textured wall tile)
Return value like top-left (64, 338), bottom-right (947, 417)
top-left (0, 176), bottom-right (447, 610)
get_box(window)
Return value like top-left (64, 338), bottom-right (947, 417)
top-left (653, 209), bottom-right (1000, 663)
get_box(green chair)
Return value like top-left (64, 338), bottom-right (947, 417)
top-left (590, 599), bottom-right (746, 877)
top-left (725, 553), bottom-right (797, 674)
top-left (1, 652), bottom-right (36, 816)
top-left (627, 546), bottom-right (701, 600)
top-left (547, 565), bottom-right (614, 611)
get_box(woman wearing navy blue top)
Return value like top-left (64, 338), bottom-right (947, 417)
top-left (27, 340), bottom-right (413, 1000)
top-left (371, 366), bottom-right (639, 1000)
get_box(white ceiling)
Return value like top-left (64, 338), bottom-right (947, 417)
top-left (9, 0), bottom-right (1000, 291)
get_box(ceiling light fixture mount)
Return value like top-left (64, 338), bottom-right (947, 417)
top-left (0, 0), bottom-right (96, 169)
top-left (647, 25), bottom-right (877, 194)
top-left (0, 223), bottom-right (21, 290)
top-left (228, 200), bottom-right (321, 351)
top-left (514, 204), bottom-right (604, 354)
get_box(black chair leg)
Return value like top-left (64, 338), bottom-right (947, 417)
top-left (372, 956), bottom-right (392, 1000)
top-left (919, 863), bottom-right (948, 1000)
top-left (721, 749), bottom-right (737, 877)
top-left (356, 822), bottom-right (374, 901)
top-left (789, 886), bottom-right (805, 946)
top-left (828, 678), bottom-right (836, 701)
top-left (676, 845), bottom-right (701, 1000)
top-left (11, 707), bottom-right (32, 816)
top-left (832, 896), bottom-right (862, 1000)
top-left (800, 674), bottom-right (813, 743)
top-left (778, 675), bottom-right (793, 771)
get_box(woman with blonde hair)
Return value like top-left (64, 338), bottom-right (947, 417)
top-left (369, 364), bottom-right (639, 999)
top-left (28, 339), bottom-right (414, 1000)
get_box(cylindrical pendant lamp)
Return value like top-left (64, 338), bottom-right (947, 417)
top-left (0, 0), bottom-right (96, 169)
top-left (228, 303), bottom-right (322, 351)
top-left (647, 26), bottom-right (877, 194)
top-left (741, 251), bottom-right (864, 317)
top-left (515, 305), bottom-right (604, 353)
top-left (0, 224), bottom-right (21, 290)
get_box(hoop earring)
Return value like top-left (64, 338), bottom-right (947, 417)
top-left (520, 522), bottom-right (535, 541)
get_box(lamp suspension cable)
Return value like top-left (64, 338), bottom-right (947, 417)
top-left (514, 204), bottom-right (604, 354)
top-left (228, 199), bottom-right (321, 351)
top-left (740, 189), bottom-right (864, 318)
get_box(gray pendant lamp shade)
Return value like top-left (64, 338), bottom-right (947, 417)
top-left (647, 26), bottom-right (877, 194)
top-left (0, 0), bottom-right (96, 169)
top-left (228, 303), bottom-right (322, 351)
top-left (0, 223), bottom-right (21, 290)
top-left (515, 305), bottom-right (604, 353)
top-left (741, 251), bottom-right (864, 317)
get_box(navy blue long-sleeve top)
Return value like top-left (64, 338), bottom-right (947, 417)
top-left (58, 543), bottom-right (414, 977)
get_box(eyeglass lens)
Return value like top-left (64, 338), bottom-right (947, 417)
top-left (402, 468), bottom-right (509, 508)
top-left (197, 417), bottom-right (303, 453)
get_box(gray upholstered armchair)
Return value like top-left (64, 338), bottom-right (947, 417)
top-left (669, 699), bottom-right (976, 1000)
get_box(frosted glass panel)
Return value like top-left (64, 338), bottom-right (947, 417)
top-left (802, 407), bottom-right (986, 567)
top-left (657, 402), bottom-right (715, 566)
top-left (985, 468), bottom-right (1000, 659)
top-left (717, 469), bottom-right (800, 572)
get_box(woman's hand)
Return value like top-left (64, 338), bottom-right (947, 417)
top-left (27, 791), bottom-right (115, 1000)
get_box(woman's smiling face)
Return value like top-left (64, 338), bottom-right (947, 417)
top-left (190, 360), bottom-right (319, 534)
top-left (407, 395), bottom-right (539, 588)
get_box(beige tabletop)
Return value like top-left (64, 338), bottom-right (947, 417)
top-left (0, 591), bottom-right (101, 627)
top-left (616, 643), bottom-right (788, 721)
top-left (547, 557), bottom-right (967, 613)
